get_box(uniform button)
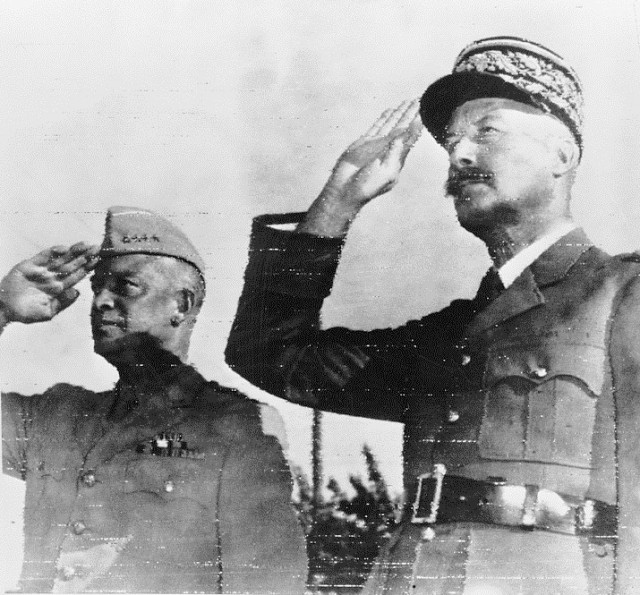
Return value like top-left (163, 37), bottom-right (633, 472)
top-left (531, 367), bottom-right (547, 378)
top-left (59, 566), bottom-right (76, 581)
top-left (447, 410), bottom-right (460, 423)
top-left (421, 527), bottom-right (436, 542)
top-left (80, 470), bottom-right (96, 487)
top-left (71, 520), bottom-right (87, 535)
top-left (461, 354), bottom-right (471, 366)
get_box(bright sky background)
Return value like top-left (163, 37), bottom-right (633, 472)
top-left (2, 0), bottom-right (640, 589)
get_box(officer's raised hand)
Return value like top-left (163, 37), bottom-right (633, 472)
top-left (298, 99), bottom-right (423, 237)
top-left (0, 242), bottom-right (99, 328)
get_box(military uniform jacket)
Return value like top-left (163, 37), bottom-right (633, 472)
top-left (2, 360), bottom-right (307, 593)
top-left (226, 213), bottom-right (640, 593)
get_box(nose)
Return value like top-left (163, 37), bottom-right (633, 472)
top-left (92, 288), bottom-right (115, 311)
top-left (448, 136), bottom-right (477, 168)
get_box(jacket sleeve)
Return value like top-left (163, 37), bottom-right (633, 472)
top-left (225, 213), bottom-right (472, 422)
top-left (2, 391), bottom-right (36, 480)
top-left (217, 401), bottom-right (308, 595)
top-left (607, 271), bottom-right (640, 594)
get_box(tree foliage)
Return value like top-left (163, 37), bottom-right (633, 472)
top-left (293, 445), bottom-right (401, 593)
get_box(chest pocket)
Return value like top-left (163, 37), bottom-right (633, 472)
top-left (124, 455), bottom-right (216, 505)
top-left (478, 342), bottom-right (606, 468)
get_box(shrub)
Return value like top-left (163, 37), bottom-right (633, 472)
top-left (293, 445), bottom-right (401, 593)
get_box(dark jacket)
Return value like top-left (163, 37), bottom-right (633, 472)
top-left (226, 214), bottom-right (640, 594)
top-left (2, 358), bottom-right (307, 593)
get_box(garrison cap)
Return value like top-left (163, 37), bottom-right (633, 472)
top-left (100, 206), bottom-right (205, 274)
top-left (420, 36), bottom-right (584, 157)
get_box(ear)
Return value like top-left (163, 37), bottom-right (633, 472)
top-left (171, 288), bottom-right (196, 325)
top-left (551, 136), bottom-right (580, 177)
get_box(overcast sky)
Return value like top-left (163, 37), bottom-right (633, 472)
top-left (2, 1), bottom-right (640, 588)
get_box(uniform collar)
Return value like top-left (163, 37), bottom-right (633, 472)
top-left (84, 361), bottom-right (207, 470)
top-left (467, 227), bottom-right (593, 337)
top-left (109, 350), bottom-right (207, 420)
top-left (497, 221), bottom-right (578, 288)
top-left (528, 227), bottom-right (593, 286)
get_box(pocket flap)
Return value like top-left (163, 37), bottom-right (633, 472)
top-left (485, 341), bottom-right (605, 396)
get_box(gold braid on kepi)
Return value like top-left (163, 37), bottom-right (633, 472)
top-left (99, 206), bottom-right (205, 275)
top-left (420, 36), bottom-right (584, 158)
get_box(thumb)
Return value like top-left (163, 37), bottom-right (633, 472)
top-left (52, 288), bottom-right (80, 315)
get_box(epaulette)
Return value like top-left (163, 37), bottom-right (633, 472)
top-left (204, 379), bottom-right (241, 395)
top-left (620, 252), bottom-right (640, 263)
top-left (196, 380), bottom-right (252, 409)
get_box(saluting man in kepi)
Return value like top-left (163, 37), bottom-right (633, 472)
top-left (1, 206), bottom-right (307, 593)
top-left (226, 37), bottom-right (640, 593)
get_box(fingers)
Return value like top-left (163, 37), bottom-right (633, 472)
top-left (407, 114), bottom-right (424, 144)
top-left (31, 242), bottom-right (98, 266)
top-left (363, 109), bottom-right (394, 138)
top-left (395, 98), bottom-right (421, 129)
top-left (52, 287), bottom-right (81, 314)
top-left (28, 243), bottom-right (99, 277)
top-left (59, 261), bottom-right (96, 290)
top-left (362, 99), bottom-right (422, 145)
top-left (30, 245), bottom-right (70, 266)
top-left (17, 244), bottom-right (99, 299)
top-left (50, 242), bottom-right (99, 270)
top-left (377, 99), bottom-right (414, 137)
top-left (55, 247), bottom-right (100, 278)
top-left (382, 136), bottom-right (406, 168)
top-left (365, 101), bottom-right (410, 138)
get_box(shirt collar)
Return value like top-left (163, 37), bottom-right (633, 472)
top-left (497, 221), bottom-right (579, 288)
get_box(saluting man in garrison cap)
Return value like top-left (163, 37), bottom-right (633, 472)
top-left (226, 37), bottom-right (640, 593)
top-left (0, 207), bottom-right (307, 593)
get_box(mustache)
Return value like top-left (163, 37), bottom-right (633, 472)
top-left (445, 167), bottom-right (494, 197)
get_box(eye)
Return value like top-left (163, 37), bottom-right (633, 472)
top-left (476, 125), bottom-right (501, 141)
top-left (443, 134), bottom-right (461, 153)
top-left (115, 278), bottom-right (142, 297)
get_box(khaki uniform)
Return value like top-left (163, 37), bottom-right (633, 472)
top-left (226, 215), bottom-right (640, 594)
top-left (2, 361), bottom-right (307, 593)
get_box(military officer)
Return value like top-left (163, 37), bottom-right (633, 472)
top-left (1, 206), bottom-right (307, 593)
top-left (225, 37), bottom-right (640, 593)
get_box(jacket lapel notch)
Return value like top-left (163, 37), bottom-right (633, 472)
top-left (466, 268), bottom-right (544, 337)
top-left (465, 228), bottom-right (593, 338)
top-left (530, 228), bottom-right (594, 287)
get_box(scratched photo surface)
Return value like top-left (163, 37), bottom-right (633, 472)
top-left (1, 1), bottom-right (640, 592)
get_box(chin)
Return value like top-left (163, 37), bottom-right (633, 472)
top-left (456, 201), bottom-right (522, 237)
top-left (93, 336), bottom-right (138, 365)
top-left (93, 332), bottom-right (175, 366)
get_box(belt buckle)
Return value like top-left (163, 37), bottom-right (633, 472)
top-left (412, 464), bottom-right (447, 524)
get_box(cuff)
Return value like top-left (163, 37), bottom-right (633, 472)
top-left (246, 213), bottom-right (345, 299)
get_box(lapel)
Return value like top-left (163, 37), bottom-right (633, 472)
top-left (83, 362), bottom-right (207, 469)
top-left (465, 228), bottom-right (594, 338)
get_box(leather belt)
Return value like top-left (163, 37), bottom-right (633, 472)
top-left (411, 465), bottom-right (616, 543)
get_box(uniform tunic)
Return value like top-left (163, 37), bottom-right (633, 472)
top-left (2, 359), bottom-right (307, 593)
top-left (226, 214), bottom-right (640, 594)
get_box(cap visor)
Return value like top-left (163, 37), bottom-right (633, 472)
top-left (420, 71), bottom-right (536, 144)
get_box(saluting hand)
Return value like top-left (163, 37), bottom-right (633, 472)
top-left (331, 98), bottom-right (423, 204)
top-left (298, 99), bottom-right (423, 237)
top-left (0, 242), bottom-right (99, 325)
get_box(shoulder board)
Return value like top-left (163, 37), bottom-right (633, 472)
top-left (619, 252), bottom-right (640, 263)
